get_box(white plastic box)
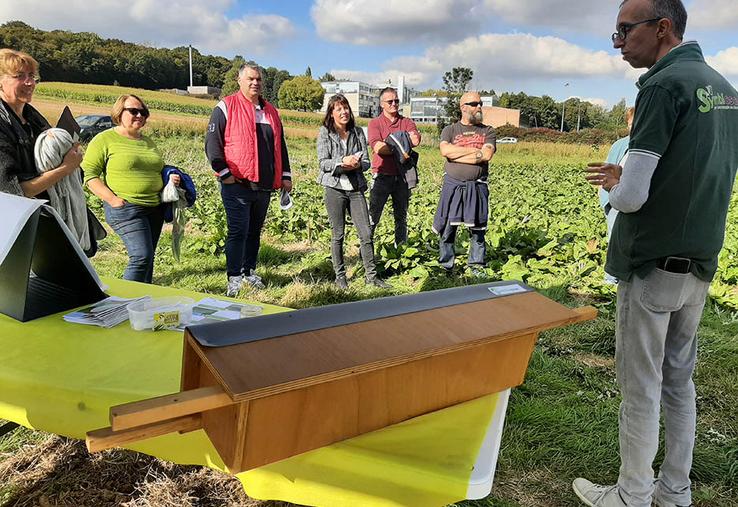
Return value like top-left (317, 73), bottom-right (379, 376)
top-left (127, 297), bottom-right (195, 331)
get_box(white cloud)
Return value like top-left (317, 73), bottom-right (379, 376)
top-left (334, 33), bottom-right (631, 89)
top-left (484, 0), bottom-right (617, 33)
top-left (311, 0), bottom-right (484, 45)
top-left (0, 0), bottom-right (295, 56)
top-left (582, 97), bottom-right (609, 108)
top-left (706, 47), bottom-right (738, 77)
top-left (690, 0), bottom-right (738, 30)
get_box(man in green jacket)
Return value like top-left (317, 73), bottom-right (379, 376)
top-left (574, 1), bottom-right (738, 506)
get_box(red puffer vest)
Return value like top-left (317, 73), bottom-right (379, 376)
top-left (223, 92), bottom-right (283, 188)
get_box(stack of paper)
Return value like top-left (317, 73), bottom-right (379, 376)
top-left (175, 297), bottom-right (263, 331)
top-left (64, 296), bottom-right (150, 328)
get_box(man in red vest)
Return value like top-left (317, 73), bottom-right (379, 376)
top-left (206, 64), bottom-right (292, 297)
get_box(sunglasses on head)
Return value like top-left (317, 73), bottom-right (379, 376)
top-left (464, 101), bottom-right (483, 107)
top-left (384, 99), bottom-right (400, 105)
top-left (124, 107), bottom-right (149, 118)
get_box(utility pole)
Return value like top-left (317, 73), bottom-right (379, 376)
top-left (576, 100), bottom-right (582, 132)
top-left (188, 45), bottom-right (193, 87)
top-left (560, 100), bottom-right (566, 132)
top-left (560, 83), bottom-right (569, 132)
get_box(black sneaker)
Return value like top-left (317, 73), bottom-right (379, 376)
top-left (335, 276), bottom-right (349, 290)
top-left (367, 278), bottom-right (391, 289)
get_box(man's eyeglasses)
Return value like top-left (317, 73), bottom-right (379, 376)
top-left (383, 99), bottom-right (400, 105)
top-left (464, 101), bottom-right (484, 107)
top-left (8, 72), bottom-right (40, 84)
top-left (123, 107), bottom-right (150, 118)
top-left (611, 18), bottom-right (661, 42)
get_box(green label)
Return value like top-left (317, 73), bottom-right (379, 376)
top-left (696, 85), bottom-right (738, 113)
top-left (154, 310), bottom-right (180, 328)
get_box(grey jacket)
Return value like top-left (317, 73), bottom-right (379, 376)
top-left (316, 126), bottom-right (370, 191)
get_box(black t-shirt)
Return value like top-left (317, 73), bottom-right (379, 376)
top-left (254, 106), bottom-right (277, 190)
top-left (440, 122), bottom-right (496, 181)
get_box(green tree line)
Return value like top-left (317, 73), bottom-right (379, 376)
top-left (498, 91), bottom-right (628, 131)
top-left (0, 21), bottom-right (298, 98)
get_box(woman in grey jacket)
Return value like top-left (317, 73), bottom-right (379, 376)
top-left (317, 94), bottom-right (389, 289)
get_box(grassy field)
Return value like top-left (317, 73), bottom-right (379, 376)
top-left (1, 88), bottom-right (736, 506)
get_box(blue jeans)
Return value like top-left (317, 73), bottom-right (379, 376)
top-left (220, 182), bottom-right (271, 277)
top-left (438, 223), bottom-right (486, 269)
top-left (104, 202), bottom-right (164, 283)
top-left (615, 269), bottom-right (709, 507)
top-left (324, 186), bottom-right (377, 280)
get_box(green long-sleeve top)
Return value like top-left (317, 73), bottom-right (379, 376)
top-left (82, 128), bottom-right (164, 206)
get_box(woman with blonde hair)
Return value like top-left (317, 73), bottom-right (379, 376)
top-left (82, 94), bottom-right (179, 282)
top-left (0, 48), bottom-right (82, 196)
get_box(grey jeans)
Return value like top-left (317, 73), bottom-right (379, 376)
top-left (615, 268), bottom-right (710, 507)
top-left (324, 186), bottom-right (378, 280)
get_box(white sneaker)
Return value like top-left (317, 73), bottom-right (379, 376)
top-left (226, 275), bottom-right (243, 297)
top-left (242, 269), bottom-right (265, 289)
top-left (572, 478), bottom-right (626, 506)
top-left (603, 273), bottom-right (619, 285)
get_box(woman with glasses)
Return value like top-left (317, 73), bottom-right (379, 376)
top-left (82, 94), bottom-right (179, 283)
top-left (317, 94), bottom-right (390, 289)
top-left (0, 48), bottom-right (82, 197)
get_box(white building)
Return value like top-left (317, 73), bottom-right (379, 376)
top-left (320, 81), bottom-right (381, 118)
top-left (321, 76), bottom-right (418, 118)
top-left (410, 95), bottom-right (502, 124)
top-left (410, 97), bottom-right (448, 123)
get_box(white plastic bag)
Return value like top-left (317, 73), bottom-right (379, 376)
top-left (161, 176), bottom-right (179, 203)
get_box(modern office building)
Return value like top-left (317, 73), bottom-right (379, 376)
top-left (409, 95), bottom-right (520, 127)
top-left (321, 76), bottom-right (419, 118)
top-left (320, 81), bottom-right (381, 118)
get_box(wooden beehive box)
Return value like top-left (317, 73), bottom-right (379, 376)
top-left (87, 283), bottom-right (595, 472)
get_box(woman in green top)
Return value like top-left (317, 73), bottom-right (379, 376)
top-left (82, 94), bottom-right (179, 283)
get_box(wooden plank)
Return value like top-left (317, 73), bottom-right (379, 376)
top-left (572, 306), bottom-right (598, 322)
top-left (236, 333), bottom-right (537, 471)
top-left (195, 357), bottom-right (249, 471)
top-left (195, 292), bottom-right (592, 402)
top-left (181, 329), bottom-right (202, 392)
top-left (110, 386), bottom-right (232, 431)
top-left (86, 415), bottom-right (201, 453)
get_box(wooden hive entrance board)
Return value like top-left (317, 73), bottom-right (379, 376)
top-left (87, 287), bottom-right (596, 473)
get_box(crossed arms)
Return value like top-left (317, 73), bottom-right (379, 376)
top-left (439, 141), bottom-right (495, 164)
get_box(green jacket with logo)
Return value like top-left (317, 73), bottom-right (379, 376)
top-left (607, 41), bottom-right (738, 282)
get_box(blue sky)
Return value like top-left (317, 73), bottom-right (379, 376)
top-left (2, 0), bottom-right (738, 109)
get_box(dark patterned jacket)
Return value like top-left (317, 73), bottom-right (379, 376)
top-left (0, 100), bottom-right (49, 196)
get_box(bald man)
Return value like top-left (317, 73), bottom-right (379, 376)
top-left (433, 91), bottom-right (496, 275)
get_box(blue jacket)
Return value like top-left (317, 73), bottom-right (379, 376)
top-left (433, 174), bottom-right (489, 233)
top-left (384, 130), bottom-right (419, 189)
top-left (161, 165), bottom-right (196, 222)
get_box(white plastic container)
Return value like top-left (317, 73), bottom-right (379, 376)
top-left (240, 304), bottom-right (263, 318)
top-left (127, 297), bottom-right (195, 331)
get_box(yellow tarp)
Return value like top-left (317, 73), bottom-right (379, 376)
top-left (0, 278), bottom-right (498, 506)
